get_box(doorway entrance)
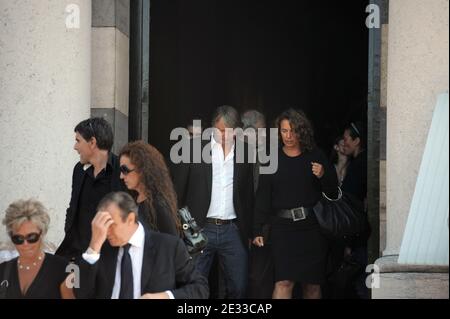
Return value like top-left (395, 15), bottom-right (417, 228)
top-left (147, 0), bottom-right (369, 156)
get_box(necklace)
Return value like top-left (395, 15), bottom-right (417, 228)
top-left (18, 253), bottom-right (44, 271)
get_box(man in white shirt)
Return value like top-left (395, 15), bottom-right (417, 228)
top-left (74, 192), bottom-right (209, 299)
top-left (173, 106), bottom-right (255, 298)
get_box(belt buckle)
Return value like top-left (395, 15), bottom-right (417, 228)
top-left (215, 219), bottom-right (221, 225)
top-left (291, 207), bottom-right (306, 221)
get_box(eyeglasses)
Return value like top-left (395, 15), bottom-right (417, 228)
top-left (10, 232), bottom-right (42, 245)
top-left (120, 165), bottom-right (136, 175)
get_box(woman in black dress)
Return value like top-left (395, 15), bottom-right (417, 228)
top-left (0, 199), bottom-right (73, 299)
top-left (119, 141), bottom-right (180, 236)
top-left (253, 109), bottom-right (338, 299)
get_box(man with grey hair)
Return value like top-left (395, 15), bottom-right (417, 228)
top-left (75, 191), bottom-right (208, 299)
top-left (242, 109), bottom-right (266, 131)
top-left (241, 110), bottom-right (274, 299)
top-left (241, 109), bottom-right (266, 189)
top-left (173, 105), bottom-right (254, 298)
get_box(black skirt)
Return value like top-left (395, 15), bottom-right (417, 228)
top-left (270, 214), bottom-right (328, 285)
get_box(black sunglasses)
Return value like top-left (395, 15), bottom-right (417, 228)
top-left (10, 232), bottom-right (42, 245)
top-left (120, 165), bottom-right (136, 175)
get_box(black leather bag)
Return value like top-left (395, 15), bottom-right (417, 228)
top-left (178, 207), bottom-right (208, 255)
top-left (313, 187), bottom-right (368, 239)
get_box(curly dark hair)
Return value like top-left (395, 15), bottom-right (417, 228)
top-left (119, 141), bottom-right (181, 234)
top-left (275, 108), bottom-right (316, 152)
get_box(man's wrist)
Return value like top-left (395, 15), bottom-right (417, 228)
top-left (82, 246), bottom-right (101, 265)
top-left (89, 241), bottom-right (103, 253)
top-left (86, 246), bottom-right (100, 255)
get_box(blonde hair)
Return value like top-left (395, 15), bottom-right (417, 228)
top-left (2, 199), bottom-right (50, 236)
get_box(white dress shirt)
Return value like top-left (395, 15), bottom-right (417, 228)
top-left (82, 222), bottom-right (174, 299)
top-left (206, 134), bottom-right (237, 220)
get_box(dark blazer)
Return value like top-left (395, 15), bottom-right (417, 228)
top-left (172, 138), bottom-right (255, 244)
top-left (56, 153), bottom-right (125, 258)
top-left (74, 230), bottom-right (209, 299)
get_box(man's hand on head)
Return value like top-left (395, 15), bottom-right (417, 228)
top-left (89, 211), bottom-right (114, 253)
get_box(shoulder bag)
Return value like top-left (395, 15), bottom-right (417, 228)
top-left (313, 187), bottom-right (368, 239)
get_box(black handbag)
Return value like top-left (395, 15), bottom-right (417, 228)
top-left (178, 207), bottom-right (208, 255)
top-left (313, 187), bottom-right (368, 239)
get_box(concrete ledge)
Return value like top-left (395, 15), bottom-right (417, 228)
top-left (372, 255), bottom-right (449, 299)
top-left (376, 255), bottom-right (449, 273)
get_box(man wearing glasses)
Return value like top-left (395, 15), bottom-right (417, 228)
top-left (56, 118), bottom-right (126, 261)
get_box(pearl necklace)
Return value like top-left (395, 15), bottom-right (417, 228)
top-left (18, 254), bottom-right (43, 271)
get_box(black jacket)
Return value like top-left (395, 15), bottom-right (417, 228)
top-left (56, 154), bottom-right (125, 259)
top-left (172, 138), bottom-right (255, 243)
top-left (74, 230), bottom-right (209, 299)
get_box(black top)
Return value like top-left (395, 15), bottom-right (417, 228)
top-left (0, 253), bottom-right (69, 299)
top-left (138, 200), bottom-right (179, 236)
top-left (71, 163), bottom-right (114, 253)
top-left (341, 150), bottom-right (367, 202)
top-left (56, 153), bottom-right (126, 260)
top-left (254, 148), bottom-right (338, 236)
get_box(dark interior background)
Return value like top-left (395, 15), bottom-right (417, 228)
top-left (149, 0), bottom-right (369, 157)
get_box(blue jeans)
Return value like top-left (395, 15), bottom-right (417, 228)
top-left (195, 222), bottom-right (248, 298)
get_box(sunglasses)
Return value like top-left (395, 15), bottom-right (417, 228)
top-left (120, 165), bottom-right (136, 175)
top-left (10, 232), bottom-right (42, 245)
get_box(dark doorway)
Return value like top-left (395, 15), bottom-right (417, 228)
top-left (148, 0), bottom-right (369, 156)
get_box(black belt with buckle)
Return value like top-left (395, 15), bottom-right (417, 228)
top-left (206, 218), bottom-right (235, 225)
top-left (276, 207), bottom-right (314, 221)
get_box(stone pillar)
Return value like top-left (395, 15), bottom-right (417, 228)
top-left (379, 0), bottom-right (389, 255)
top-left (373, 0), bottom-right (449, 299)
top-left (0, 1), bottom-right (91, 249)
top-left (91, 0), bottom-right (130, 153)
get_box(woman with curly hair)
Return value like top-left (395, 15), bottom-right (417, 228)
top-left (253, 109), bottom-right (338, 299)
top-left (119, 141), bottom-right (180, 236)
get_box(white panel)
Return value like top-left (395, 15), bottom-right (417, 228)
top-left (399, 93), bottom-right (449, 265)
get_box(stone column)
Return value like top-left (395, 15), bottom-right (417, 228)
top-left (373, 0), bottom-right (449, 298)
top-left (0, 0), bottom-right (91, 249)
top-left (91, 0), bottom-right (130, 153)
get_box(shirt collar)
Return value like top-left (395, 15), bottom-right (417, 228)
top-left (210, 133), bottom-right (236, 151)
top-left (211, 133), bottom-right (219, 146)
top-left (127, 222), bottom-right (145, 249)
top-left (82, 153), bottom-right (114, 172)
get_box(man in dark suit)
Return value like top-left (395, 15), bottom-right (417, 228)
top-left (241, 110), bottom-right (274, 299)
top-left (56, 118), bottom-right (126, 260)
top-left (75, 191), bottom-right (208, 299)
top-left (172, 105), bottom-right (254, 298)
